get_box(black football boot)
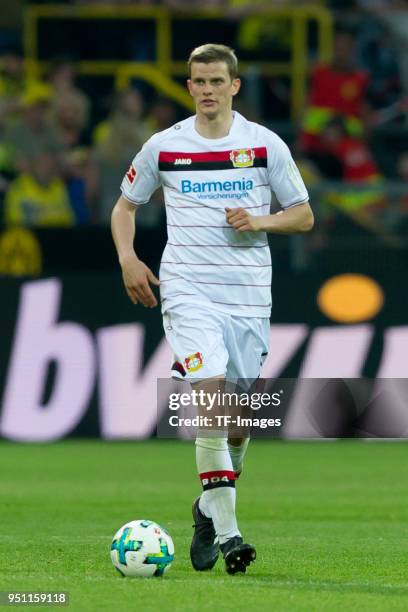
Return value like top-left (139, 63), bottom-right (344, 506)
top-left (190, 497), bottom-right (219, 571)
top-left (220, 536), bottom-right (256, 574)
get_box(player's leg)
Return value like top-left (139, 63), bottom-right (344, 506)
top-left (193, 376), bottom-right (240, 548)
top-left (163, 304), bottom-right (237, 570)
top-left (194, 375), bottom-right (257, 575)
top-left (216, 316), bottom-right (269, 572)
top-left (227, 437), bottom-right (250, 479)
top-left (226, 315), bottom-right (270, 476)
top-left (197, 388), bottom-right (255, 573)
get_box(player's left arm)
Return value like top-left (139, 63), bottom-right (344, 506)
top-left (225, 202), bottom-right (314, 234)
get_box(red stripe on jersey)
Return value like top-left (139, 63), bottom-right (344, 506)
top-left (158, 147), bottom-right (267, 163)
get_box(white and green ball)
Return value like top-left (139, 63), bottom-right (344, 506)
top-left (111, 519), bottom-right (175, 577)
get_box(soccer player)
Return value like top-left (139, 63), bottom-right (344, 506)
top-left (111, 44), bottom-right (314, 574)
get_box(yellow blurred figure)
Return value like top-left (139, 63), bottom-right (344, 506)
top-left (228, 0), bottom-right (325, 55)
top-left (4, 152), bottom-right (74, 227)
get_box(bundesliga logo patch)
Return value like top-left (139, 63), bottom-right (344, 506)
top-left (230, 148), bottom-right (255, 168)
top-left (126, 164), bottom-right (136, 184)
top-left (184, 352), bottom-right (203, 373)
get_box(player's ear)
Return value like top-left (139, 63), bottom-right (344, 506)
top-left (231, 78), bottom-right (241, 97)
top-left (187, 79), bottom-right (193, 96)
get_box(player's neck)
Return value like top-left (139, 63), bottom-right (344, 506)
top-left (195, 110), bottom-right (234, 140)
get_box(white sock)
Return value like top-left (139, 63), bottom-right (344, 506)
top-left (228, 438), bottom-right (250, 476)
top-left (196, 437), bottom-right (241, 545)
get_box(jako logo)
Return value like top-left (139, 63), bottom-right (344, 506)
top-left (181, 179), bottom-right (254, 193)
top-left (174, 158), bottom-right (192, 165)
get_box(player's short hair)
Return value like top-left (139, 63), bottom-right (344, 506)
top-left (188, 44), bottom-right (238, 80)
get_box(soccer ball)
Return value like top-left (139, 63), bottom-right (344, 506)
top-left (110, 519), bottom-right (175, 577)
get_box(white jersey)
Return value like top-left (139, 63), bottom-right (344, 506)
top-left (120, 112), bottom-right (308, 318)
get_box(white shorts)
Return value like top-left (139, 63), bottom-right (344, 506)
top-left (163, 302), bottom-right (269, 380)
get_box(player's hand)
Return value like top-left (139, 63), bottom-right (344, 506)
top-left (225, 207), bottom-right (262, 232)
top-left (120, 254), bottom-right (160, 308)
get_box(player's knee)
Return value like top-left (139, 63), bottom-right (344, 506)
top-left (227, 437), bottom-right (249, 447)
top-left (195, 436), bottom-right (228, 451)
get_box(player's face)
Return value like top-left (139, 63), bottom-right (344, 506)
top-left (187, 62), bottom-right (240, 120)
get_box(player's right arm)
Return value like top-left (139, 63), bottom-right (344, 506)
top-left (111, 135), bottom-right (161, 308)
top-left (111, 195), bottom-right (160, 308)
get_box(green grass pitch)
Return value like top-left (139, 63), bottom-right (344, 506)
top-left (1, 440), bottom-right (408, 611)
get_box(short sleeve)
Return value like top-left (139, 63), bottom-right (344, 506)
top-left (120, 136), bottom-right (160, 205)
top-left (266, 133), bottom-right (309, 209)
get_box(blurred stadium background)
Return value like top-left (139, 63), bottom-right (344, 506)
top-left (0, 0), bottom-right (407, 441)
top-left (1, 3), bottom-right (408, 610)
